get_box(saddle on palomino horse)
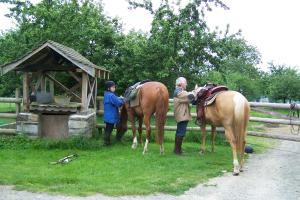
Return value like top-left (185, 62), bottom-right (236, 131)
top-left (196, 83), bottom-right (228, 124)
top-left (124, 80), bottom-right (151, 107)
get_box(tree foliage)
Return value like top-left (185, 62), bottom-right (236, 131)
top-left (0, 0), bottom-right (299, 102)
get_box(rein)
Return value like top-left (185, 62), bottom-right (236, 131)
top-left (289, 103), bottom-right (300, 135)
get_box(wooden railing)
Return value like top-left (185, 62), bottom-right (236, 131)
top-left (0, 88), bottom-right (21, 118)
top-left (96, 96), bottom-right (300, 126)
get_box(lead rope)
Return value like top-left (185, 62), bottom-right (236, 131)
top-left (289, 103), bottom-right (300, 135)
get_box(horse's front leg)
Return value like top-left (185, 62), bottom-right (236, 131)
top-left (211, 126), bottom-right (216, 152)
top-left (129, 116), bottom-right (138, 149)
top-left (200, 123), bottom-right (206, 154)
top-left (143, 115), bottom-right (151, 155)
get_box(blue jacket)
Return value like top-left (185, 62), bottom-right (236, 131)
top-left (103, 91), bottom-right (125, 124)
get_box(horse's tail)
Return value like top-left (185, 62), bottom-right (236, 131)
top-left (233, 93), bottom-right (250, 153)
top-left (155, 86), bottom-right (169, 144)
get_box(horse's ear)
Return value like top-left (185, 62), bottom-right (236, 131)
top-left (195, 84), bottom-right (198, 90)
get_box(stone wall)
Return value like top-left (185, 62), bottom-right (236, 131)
top-left (16, 110), bottom-right (96, 138)
top-left (68, 110), bottom-right (96, 137)
top-left (16, 113), bottom-right (40, 137)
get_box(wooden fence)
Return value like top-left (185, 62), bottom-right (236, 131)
top-left (96, 96), bottom-right (300, 126)
top-left (95, 96), bottom-right (300, 141)
top-left (0, 94), bottom-right (299, 141)
top-left (0, 88), bottom-right (21, 118)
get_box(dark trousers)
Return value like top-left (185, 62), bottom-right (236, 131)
top-left (104, 123), bottom-right (114, 145)
top-left (176, 121), bottom-right (189, 137)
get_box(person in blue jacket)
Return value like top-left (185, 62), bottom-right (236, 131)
top-left (103, 81), bottom-right (125, 145)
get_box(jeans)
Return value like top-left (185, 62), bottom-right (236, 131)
top-left (176, 121), bottom-right (189, 137)
top-left (104, 123), bottom-right (114, 145)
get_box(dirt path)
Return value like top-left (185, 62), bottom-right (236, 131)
top-left (1, 127), bottom-right (300, 200)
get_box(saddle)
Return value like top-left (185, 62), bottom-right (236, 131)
top-left (124, 80), bottom-right (151, 107)
top-left (196, 84), bottom-right (228, 124)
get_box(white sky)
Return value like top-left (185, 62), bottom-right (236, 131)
top-left (0, 0), bottom-right (300, 71)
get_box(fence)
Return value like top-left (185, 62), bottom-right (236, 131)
top-left (0, 88), bottom-right (21, 118)
top-left (96, 96), bottom-right (300, 141)
top-left (0, 95), bottom-right (299, 141)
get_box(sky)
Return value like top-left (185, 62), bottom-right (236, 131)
top-left (0, 0), bottom-right (300, 71)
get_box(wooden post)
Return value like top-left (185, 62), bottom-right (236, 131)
top-left (23, 72), bottom-right (29, 112)
top-left (40, 73), bottom-right (46, 92)
top-left (50, 80), bottom-right (54, 96)
top-left (81, 72), bottom-right (88, 112)
top-left (15, 88), bottom-right (20, 114)
top-left (94, 77), bottom-right (97, 111)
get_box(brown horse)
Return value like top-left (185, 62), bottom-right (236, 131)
top-left (194, 86), bottom-right (250, 175)
top-left (117, 82), bottom-right (169, 154)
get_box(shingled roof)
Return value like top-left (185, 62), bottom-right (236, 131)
top-left (0, 40), bottom-right (110, 78)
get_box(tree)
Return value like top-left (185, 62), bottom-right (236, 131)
top-left (267, 64), bottom-right (300, 102)
top-left (0, 0), bottom-right (121, 95)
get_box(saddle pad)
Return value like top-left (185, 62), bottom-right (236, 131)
top-left (129, 89), bottom-right (140, 107)
top-left (204, 91), bottom-right (225, 106)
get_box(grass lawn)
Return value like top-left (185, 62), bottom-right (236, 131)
top-left (0, 102), bottom-right (16, 113)
top-left (0, 132), bottom-right (275, 196)
top-left (0, 102), bottom-right (277, 196)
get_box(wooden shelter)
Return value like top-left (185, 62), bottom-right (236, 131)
top-left (0, 40), bottom-right (110, 138)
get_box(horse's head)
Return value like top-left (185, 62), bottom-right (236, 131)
top-left (192, 84), bottom-right (203, 103)
top-left (116, 104), bottom-right (128, 141)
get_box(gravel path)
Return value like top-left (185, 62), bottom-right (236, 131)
top-left (1, 139), bottom-right (300, 200)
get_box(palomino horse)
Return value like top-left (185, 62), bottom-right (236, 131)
top-left (116, 82), bottom-right (169, 154)
top-left (194, 86), bottom-right (250, 175)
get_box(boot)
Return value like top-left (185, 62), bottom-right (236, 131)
top-left (103, 131), bottom-right (111, 146)
top-left (173, 136), bottom-right (183, 155)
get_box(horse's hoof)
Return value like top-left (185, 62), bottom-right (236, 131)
top-left (131, 144), bottom-right (137, 149)
top-left (239, 168), bottom-right (244, 172)
top-left (199, 150), bottom-right (205, 155)
top-left (233, 172), bottom-right (239, 176)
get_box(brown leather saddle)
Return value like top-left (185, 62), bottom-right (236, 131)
top-left (196, 84), bottom-right (228, 124)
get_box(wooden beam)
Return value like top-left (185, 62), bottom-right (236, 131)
top-left (33, 71), bottom-right (44, 91)
top-left (15, 88), bottom-right (20, 114)
top-left (70, 83), bottom-right (80, 92)
top-left (49, 79), bottom-right (54, 96)
top-left (68, 71), bottom-right (81, 83)
top-left (87, 78), bottom-right (96, 108)
top-left (0, 113), bottom-right (17, 118)
top-left (45, 73), bottom-right (81, 101)
top-left (81, 72), bottom-right (88, 111)
top-left (0, 128), bottom-right (17, 135)
top-left (0, 98), bottom-right (22, 103)
top-left (23, 72), bottom-right (30, 112)
top-left (94, 77), bottom-right (97, 111)
top-left (40, 73), bottom-right (46, 92)
top-left (250, 102), bottom-right (300, 110)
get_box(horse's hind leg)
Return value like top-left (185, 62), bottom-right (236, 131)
top-left (239, 140), bottom-right (246, 172)
top-left (143, 115), bottom-right (151, 155)
top-left (211, 126), bottom-right (216, 152)
top-left (138, 118), bottom-right (143, 146)
top-left (225, 127), bottom-right (240, 176)
top-left (130, 115), bottom-right (138, 149)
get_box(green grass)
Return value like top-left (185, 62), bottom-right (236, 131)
top-left (0, 118), bottom-right (15, 125)
top-left (0, 133), bottom-right (274, 196)
top-left (0, 102), bottom-right (277, 196)
top-left (0, 103), bottom-right (16, 113)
